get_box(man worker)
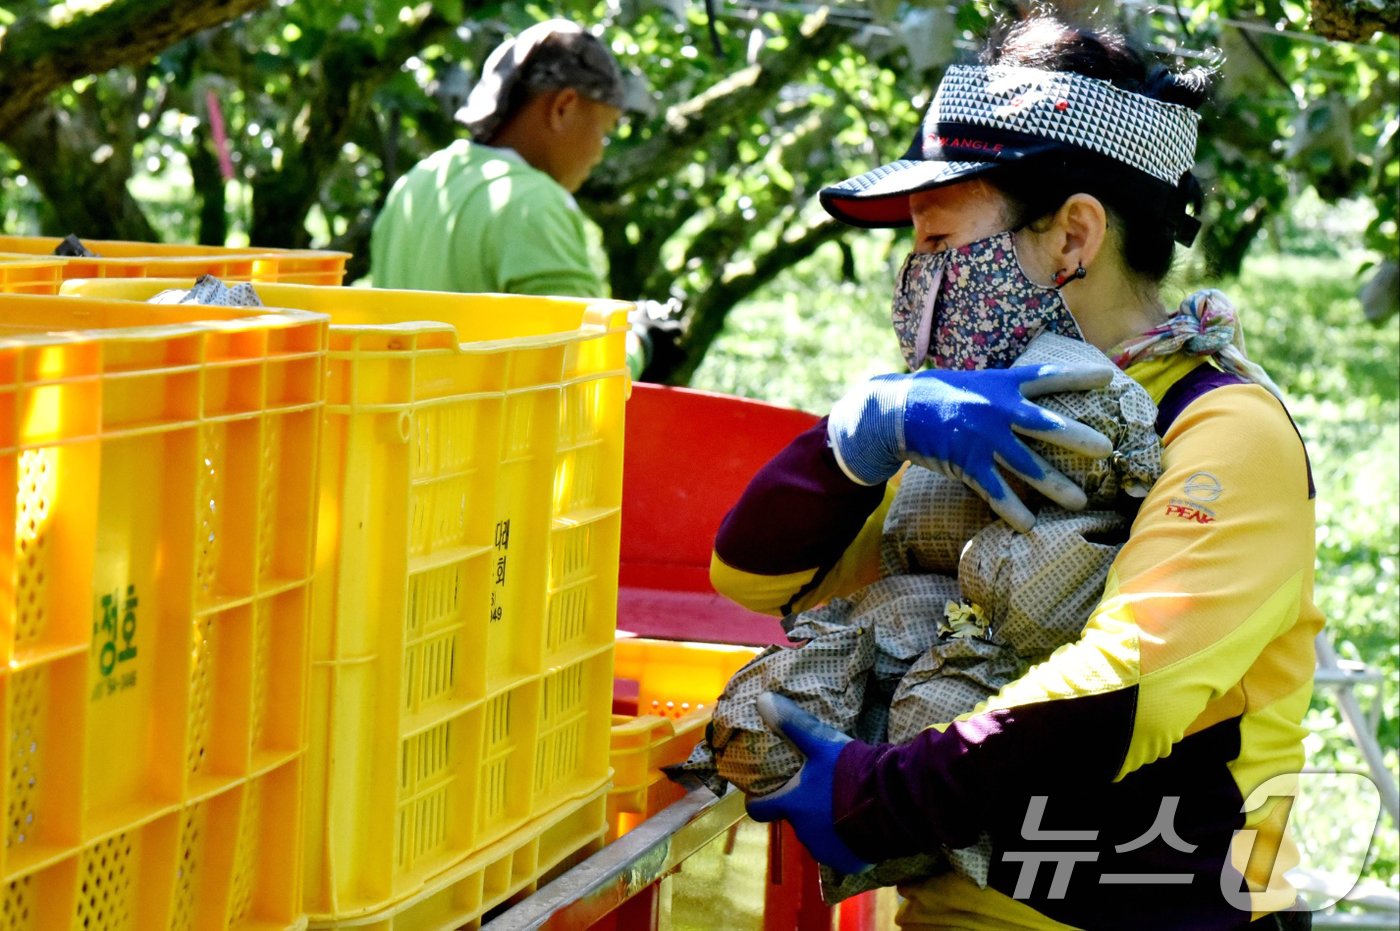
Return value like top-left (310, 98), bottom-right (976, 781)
top-left (371, 19), bottom-right (623, 298)
top-left (372, 18), bottom-right (675, 378)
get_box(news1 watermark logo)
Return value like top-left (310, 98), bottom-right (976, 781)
top-left (1000, 771), bottom-right (1386, 912)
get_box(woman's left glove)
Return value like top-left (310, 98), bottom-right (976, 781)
top-left (826, 365), bottom-right (1114, 532)
top-left (744, 693), bottom-right (872, 876)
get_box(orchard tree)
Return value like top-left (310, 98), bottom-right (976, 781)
top-left (0, 0), bottom-right (1394, 376)
top-left (0, 0), bottom-right (269, 238)
top-left (1123, 0), bottom-right (1397, 317)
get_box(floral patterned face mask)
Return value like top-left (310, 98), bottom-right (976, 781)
top-left (891, 230), bottom-right (1082, 371)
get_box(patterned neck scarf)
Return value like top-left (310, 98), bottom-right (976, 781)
top-left (1110, 289), bottom-right (1284, 400)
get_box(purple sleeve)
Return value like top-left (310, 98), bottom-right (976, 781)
top-left (828, 690), bottom-right (1260, 930)
top-left (714, 416), bottom-right (888, 578)
top-left (830, 689), bottom-right (1137, 858)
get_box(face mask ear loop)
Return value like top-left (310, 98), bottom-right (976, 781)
top-left (911, 261), bottom-right (941, 370)
top-left (1009, 229), bottom-right (1090, 344)
top-left (892, 251), bottom-right (946, 371)
top-left (1050, 261), bottom-right (1089, 343)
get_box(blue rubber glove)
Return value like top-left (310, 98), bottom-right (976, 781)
top-left (744, 693), bottom-right (871, 876)
top-left (827, 364), bottom-right (1115, 533)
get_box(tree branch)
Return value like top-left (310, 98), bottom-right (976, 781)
top-left (0, 0), bottom-right (269, 137)
top-left (669, 215), bottom-right (847, 384)
top-left (595, 195), bottom-right (702, 299)
top-left (582, 9), bottom-right (846, 201)
top-left (250, 4), bottom-right (456, 244)
top-left (635, 103), bottom-right (839, 321)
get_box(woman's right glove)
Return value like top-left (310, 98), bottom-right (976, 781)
top-left (827, 364), bottom-right (1115, 533)
top-left (745, 693), bottom-right (872, 877)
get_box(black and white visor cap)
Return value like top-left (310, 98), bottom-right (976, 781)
top-left (820, 64), bottom-right (1200, 228)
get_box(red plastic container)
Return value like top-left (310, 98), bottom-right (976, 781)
top-left (617, 384), bottom-right (818, 646)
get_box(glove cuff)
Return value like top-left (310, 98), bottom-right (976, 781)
top-left (827, 375), bottom-right (909, 485)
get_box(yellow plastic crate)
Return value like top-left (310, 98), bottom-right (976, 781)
top-left (3, 761), bottom-right (307, 931)
top-left (58, 278), bottom-right (632, 922)
top-left (0, 259), bottom-right (63, 295)
top-left (0, 234), bottom-right (349, 285)
top-left (0, 293), bottom-right (326, 930)
top-left (608, 638), bottom-right (761, 840)
top-left (305, 785), bottom-right (608, 931)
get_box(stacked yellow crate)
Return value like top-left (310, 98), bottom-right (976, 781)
top-left (0, 235), bottom-right (350, 285)
top-left (0, 258), bottom-right (64, 295)
top-left (60, 279), bottom-right (633, 931)
top-left (608, 639), bottom-right (761, 840)
top-left (0, 294), bottom-right (326, 931)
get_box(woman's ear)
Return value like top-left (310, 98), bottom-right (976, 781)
top-left (1052, 193), bottom-right (1108, 271)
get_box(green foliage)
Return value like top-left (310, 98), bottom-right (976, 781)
top-left (1121, 0), bottom-right (1399, 276)
top-left (0, 0), bottom-right (1394, 372)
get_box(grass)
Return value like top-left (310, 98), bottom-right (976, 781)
top-left (670, 820), bottom-right (770, 930)
top-left (689, 243), bottom-right (1400, 896)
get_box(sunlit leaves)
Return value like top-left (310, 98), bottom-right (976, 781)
top-left (0, 0), bottom-right (1391, 314)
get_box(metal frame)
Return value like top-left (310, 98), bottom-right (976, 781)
top-left (483, 785), bottom-right (749, 929)
top-left (1305, 634), bottom-right (1399, 928)
top-left (1313, 634), bottom-right (1398, 824)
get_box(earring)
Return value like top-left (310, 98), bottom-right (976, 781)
top-left (1053, 263), bottom-right (1087, 290)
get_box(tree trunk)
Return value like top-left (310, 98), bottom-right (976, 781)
top-left (6, 105), bottom-right (158, 241)
top-left (330, 213), bottom-right (377, 285)
top-left (189, 125), bottom-right (229, 246)
top-left (1203, 197), bottom-right (1271, 280)
top-left (585, 90), bottom-right (849, 382)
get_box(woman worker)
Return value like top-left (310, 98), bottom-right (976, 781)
top-left (711, 15), bottom-right (1320, 931)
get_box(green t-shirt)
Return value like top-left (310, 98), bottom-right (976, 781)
top-left (370, 140), bottom-right (605, 297)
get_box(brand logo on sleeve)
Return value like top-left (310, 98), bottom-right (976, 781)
top-left (1183, 472), bottom-right (1223, 503)
top-left (1165, 502), bottom-right (1215, 524)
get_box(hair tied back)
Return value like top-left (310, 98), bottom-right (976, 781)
top-left (1173, 172), bottom-right (1203, 246)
